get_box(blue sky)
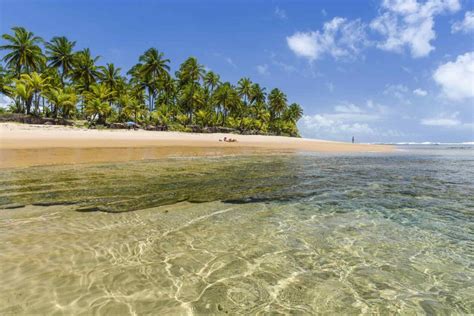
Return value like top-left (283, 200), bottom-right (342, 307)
top-left (1, 0), bottom-right (473, 142)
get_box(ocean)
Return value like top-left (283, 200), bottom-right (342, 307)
top-left (0, 145), bottom-right (473, 314)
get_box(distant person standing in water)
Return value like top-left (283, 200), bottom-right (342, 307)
top-left (352, 136), bottom-right (355, 143)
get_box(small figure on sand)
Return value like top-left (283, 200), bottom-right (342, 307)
top-left (219, 136), bottom-right (238, 143)
top-left (352, 136), bottom-right (355, 144)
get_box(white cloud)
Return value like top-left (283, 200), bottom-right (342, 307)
top-left (370, 0), bottom-right (461, 58)
top-left (298, 100), bottom-right (403, 140)
top-left (433, 51), bottom-right (474, 100)
top-left (286, 32), bottom-right (318, 61)
top-left (413, 88), bottom-right (428, 96)
top-left (0, 95), bottom-right (13, 109)
top-left (452, 10), bottom-right (474, 33)
top-left (256, 64), bottom-right (269, 75)
top-left (384, 84), bottom-right (411, 103)
top-left (421, 112), bottom-right (460, 127)
top-left (421, 117), bottom-right (460, 126)
top-left (274, 6), bottom-right (287, 20)
top-left (286, 17), bottom-right (368, 61)
top-left (300, 114), bottom-right (375, 138)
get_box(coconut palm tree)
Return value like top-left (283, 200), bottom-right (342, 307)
top-left (136, 48), bottom-right (170, 110)
top-left (0, 65), bottom-right (14, 97)
top-left (13, 82), bottom-right (33, 114)
top-left (237, 77), bottom-right (252, 105)
top-left (213, 82), bottom-right (240, 126)
top-left (45, 36), bottom-right (76, 85)
top-left (19, 72), bottom-right (50, 115)
top-left (122, 95), bottom-right (145, 123)
top-left (175, 57), bottom-right (205, 120)
top-left (85, 98), bottom-right (111, 124)
top-left (70, 48), bottom-right (100, 92)
top-left (204, 71), bottom-right (220, 92)
top-left (176, 57), bottom-right (205, 86)
top-left (98, 63), bottom-right (121, 91)
top-left (268, 88), bottom-right (287, 119)
top-left (250, 83), bottom-right (266, 105)
top-left (284, 103), bottom-right (303, 123)
top-left (0, 27), bottom-right (45, 77)
top-left (83, 83), bottom-right (115, 105)
top-left (45, 87), bottom-right (77, 118)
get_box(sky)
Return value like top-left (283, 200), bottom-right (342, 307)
top-left (0, 0), bottom-right (473, 143)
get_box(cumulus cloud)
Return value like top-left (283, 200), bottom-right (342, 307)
top-left (256, 64), bottom-right (269, 75)
top-left (413, 88), bottom-right (428, 96)
top-left (370, 0), bottom-right (461, 58)
top-left (286, 17), bottom-right (368, 61)
top-left (433, 51), bottom-right (474, 100)
top-left (274, 6), bottom-right (287, 20)
top-left (297, 101), bottom-right (394, 140)
top-left (300, 114), bottom-right (375, 139)
top-left (452, 10), bottom-right (474, 33)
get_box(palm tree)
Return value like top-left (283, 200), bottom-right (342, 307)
top-left (83, 83), bottom-right (115, 105)
top-left (45, 36), bottom-right (76, 85)
top-left (45, 87), bottom-right (77, 118)
top-left (268, 88), bottom-right (287, 119)
top-left (0, 27), bottom-right (45, 77)
top-left (195, 109), bottom-right (213, 127)
top-left (284, 103), bottom-right (303, 123)
top-left (0, 65), bottom-right (14, 97)
top-left (213, 82), bottom-right (240, 126)
top-left (254, 102), bottom-right (271, 132)
top-left (139, 48), bottom-right (170, 79)
top-left (13, 82), bottom-right (33, 114)
top-left (70, 48), bottom-right (100, 92)
top-left (85, 98), bottom-right (111, 124)
top-left (237, 77), bottom-right (252, 105)
top-left (136, 48), bottom-right (170, 110)
top-left (250, 83), bottom-right (266, 105)
top-left (176, 57), bottom-right (205, 86)
top-left (204, 71), bottom-right (220, 92)
top-left (98, 63), bottom-right (122, 91)
top-left (19, 72), bottom-right (50, 115)
top-left (176, 57), bottom-right (205, 120)
top-left (121, 95), bottom-right (145, 123)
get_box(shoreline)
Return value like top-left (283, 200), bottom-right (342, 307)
top-left (0, 123), bottom-right (393, 168)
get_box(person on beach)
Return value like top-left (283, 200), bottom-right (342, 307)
top-left (219, 137), bottom-right (237, 142)
top-left (352, 136), bottom-right (355, 144)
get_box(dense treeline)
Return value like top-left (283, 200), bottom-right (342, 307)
top-left (0, 27), bottom-right (303, 136)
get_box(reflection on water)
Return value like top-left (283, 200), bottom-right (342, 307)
top-left (0, 146), bottom-right (473, 314)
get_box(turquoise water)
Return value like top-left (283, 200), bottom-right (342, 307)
top-left (0, 145), bottom-right (473, 314)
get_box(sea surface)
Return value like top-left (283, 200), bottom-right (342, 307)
top-left (0, 145), bottom-right (473, 314)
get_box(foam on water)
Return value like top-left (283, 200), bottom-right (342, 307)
top-left (0, 147), bottom-right (473, 314)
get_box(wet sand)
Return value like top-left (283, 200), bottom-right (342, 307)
top-left (0, 123), bottom-right (393, 168)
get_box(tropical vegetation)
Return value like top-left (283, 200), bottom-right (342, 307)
top-left (0, 27), bottom-right (303, 136)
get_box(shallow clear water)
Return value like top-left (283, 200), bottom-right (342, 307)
top-left (0, 146), bottom-right (473, 314)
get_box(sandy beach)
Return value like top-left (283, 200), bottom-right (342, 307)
top-left (0, 123), bottom-right (393, 168)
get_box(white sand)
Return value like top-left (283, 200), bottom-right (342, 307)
top-left (0, 123), bottom-right (393, 167)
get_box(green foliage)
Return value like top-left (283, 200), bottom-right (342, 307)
top-left (0, 26), bottom-right (304, 135)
